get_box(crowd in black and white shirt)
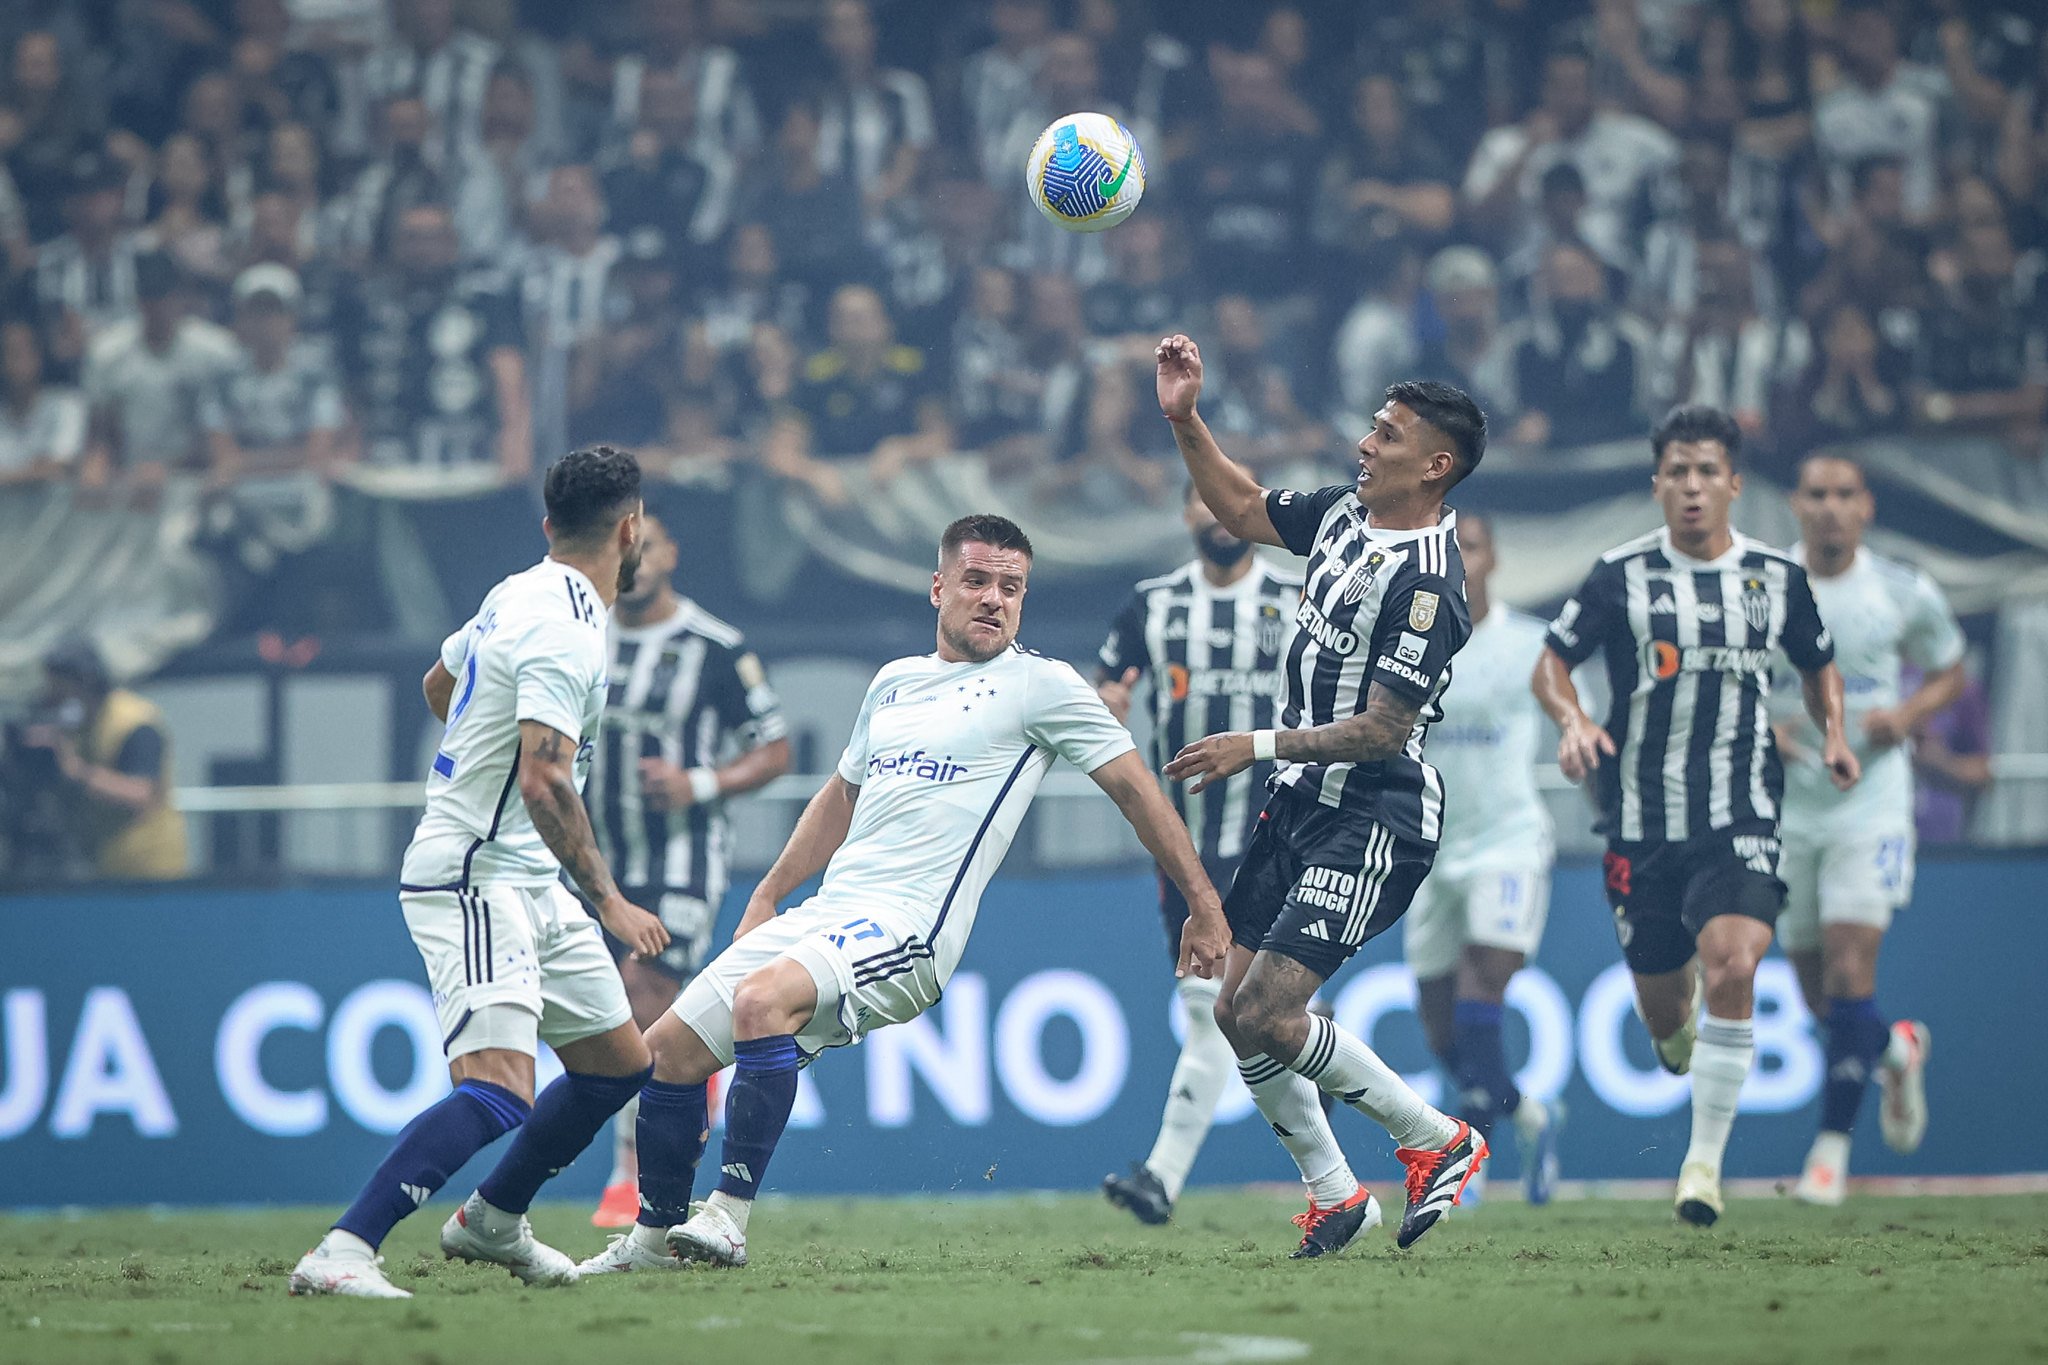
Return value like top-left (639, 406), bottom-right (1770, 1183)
top-left (0, 0), bottom-right (2042, 497)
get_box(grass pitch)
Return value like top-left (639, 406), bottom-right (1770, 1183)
top-left (3, 1191), bottom-right (2044, 1365)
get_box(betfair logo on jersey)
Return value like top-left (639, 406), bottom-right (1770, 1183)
top-left (866, 749), bottom-right (970, 783)
top-left (1294, 866), bottom-right (1358, 913)
top-left (1295, 597), bottom-right (1359, 654)
top-left (1642, 640), bottom-right (1774, 680)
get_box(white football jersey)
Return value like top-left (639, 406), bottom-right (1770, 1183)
top-left (400, 558), bottom-right (611, 890)
top-left (822, 645), bottom-right (1136, 986)
top-left (1780, 546), bottom-right (1964, 835)
top-left (1429, 607), bottom-right (1554, 868)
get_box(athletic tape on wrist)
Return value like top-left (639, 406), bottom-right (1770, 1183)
top-left (1251, 730), bottom-right (1277, 762)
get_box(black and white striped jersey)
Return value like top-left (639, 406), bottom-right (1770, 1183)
top-left (1097, 558), bottom-right (1303, 864)
top-left (588, 599), bottom-right (786, 902)
top-left (1545, 528), bottom-right (1835, 844)
top-left (1263, 485), bottom-right (1471, 845)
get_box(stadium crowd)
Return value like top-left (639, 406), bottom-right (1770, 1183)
top-left (0, 0), bottom-right (2042, 505)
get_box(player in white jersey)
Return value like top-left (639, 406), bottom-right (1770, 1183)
top-left (578, 514), bottom-right (1229, 1274)
top-left (1400, 512), bottom-right (1564, 1205)
top-left (1779, 455), bottom-right (1957, 1205)
top-left (292, 448), bottom-right (671, 1300)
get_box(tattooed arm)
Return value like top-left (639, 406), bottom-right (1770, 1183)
top-left (516, 719), bottom-right (668, 958)
top-left (1163, 684), bottom-right (1421, 793)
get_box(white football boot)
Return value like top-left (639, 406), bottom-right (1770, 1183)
top-left (666, 1200), bottom-right (749, 1267)
top-left (1793, 1131), bottom-right (1850, 1207)
top-left (439, 1193), bottom-right (579, 1286)
top-left (577, 1226), bottom-right (683, 1276)
top-left (288, 1232), bottom-right (411, 1299)
top-left (1879, 1021), bottom-right (1931, 1155)
top-left (1674, 1160), bottom-right (1724, 1226)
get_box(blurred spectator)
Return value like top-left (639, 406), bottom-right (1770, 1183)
top-left (35, 155), bottom-right (147, 371)
top-left (1200, 291), bottom-right (1328, 470)
top-left (991, 32), bottom-right (1131, 284)
top-left (964, 0), bottom-right (1053, 183)
top-left (606, 0), bottom-right (762, 165)
top-left (1356, 0), bottom-right (1506, 168)
top-left (1771, 301), bottom-right (1907, 452)
top-left (0, 316), bottom-right (85, 484)
top-left (1911, 209), bottom-right (2047, 442)
top-left (1909, 661), bottom-right (1993, 845)
top-left (1498, 161), bottom-right (1629, 319)
top-left (1331, 240), bottom-right (1423, 428)
top-left (815, 0), bottom-right (935, 230)
top-left (80, 251), bottom-right (239, 486)
top-left (10, 638), bottom-right (186, 882)
top-left (1724, 0), bottom-right (1812, 160)
top-left (334, 201), bottom-right (530, 476)
top-left (3, 29), bottom-right (107, 242)
top-left (597, 67), bottom-right (735, 272)
top-left (332, 94), bottom-right (450, 262)
top-left (741, 100), bottom-right (873, 296)
top-left (1812, 1), bottom-right (1950, 217)
top-left (1011, 271), bottom-right (1105, 469)
top-left (1187, 48), bottom-right (1318, 299)
top-left (1654, 233), bottom-right (1806, 435)
top-left (239, 188), bottom-right (342, 353)
top-left (201, 264), bottom-right (348, 478)
top-left (1797, 211), bottom-right (1928, 363)
top-left (1464, 45), bottom-right (1677, 270)
top-left (144, 132), bottom-right (233, 287)
top-left (520, 164), bottom-right (619, 462)
top-left (359, 0), bottom-right (501, 164)
top-left (765, 282), bottom-right (951, 503)
top-left (697, 222), bottom-right (811, 361)
top-left (178, 69), bottom-right (259, 226)
top-left (1995, 36), bottom-right (2048, 243)
top-left (254, 122), bottom-right (333, 255)
top-left (1503, 240), bottom-right (1653, 448)
top-left (453, 60), bottom-right (556, 261)
top-left (1416, 246), bottom-right (1519, 426)
top-left (573, 232), bottom-right (684, 450)
top-left (1638, 131), bottom-right (1774, 325)
top-left (1312, 74), bottom-right (1455, 264)
top-left (1082, 213), bottom-right (1190, 349)
top-left (230, 0), bottom-right (343, 139)
top-left (951, 263), bottom-right (1032, 450)
top-left (0, 158), bottom-right (25, 275)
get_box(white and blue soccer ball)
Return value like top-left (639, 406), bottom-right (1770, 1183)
top-left (1025, 112), bottom-right (1146, 233)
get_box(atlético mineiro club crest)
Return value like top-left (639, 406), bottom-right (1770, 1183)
top-left (1343, 550), bottom-right (1388, 604)
top-left (1741, 576), bottom-right (1770, 632)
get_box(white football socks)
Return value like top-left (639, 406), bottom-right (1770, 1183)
top-left (1144, 977), bottom-right (1233, 1201)
top-left (1290, 1013), bottom-right (1458, 1151)
top-left (1685, 1013), bottom-right (1755, 1174)
top-left (1237, 1054), bottom-right (1359, 1206)
top-left (609, 1094), bottom-right (640, 1185)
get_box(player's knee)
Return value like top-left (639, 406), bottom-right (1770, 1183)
top-left (1229, 981), bottom-right (1298, 1056)
top-left (731, 967), bottom-right (811, 1040)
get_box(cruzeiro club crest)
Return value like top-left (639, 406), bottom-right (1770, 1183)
top-left (1342, 550), bottom-right (1389, 604)
top-left (1740, 575), bottom-right (1771, 632)
top-left (1041, 123), bottom-right (1134, 220)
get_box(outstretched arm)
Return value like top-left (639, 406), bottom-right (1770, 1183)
top-left (1089, 750), bottom-right (1227, 978)
top-left (517, 719), bottom-right (668, 957)
top-left (1161, 684), bottom-right (1424, 796)
top-left (736, 773), bottom-right (860, 938)
top-left (1156, 334), bottom-right (1286, 547)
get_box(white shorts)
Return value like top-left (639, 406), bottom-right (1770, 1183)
top-left (671, 897), bottom-right (940, 1067)
top-left (1404, 859), bottom-right (1553, 981)
top-left (400, 883), bottom-right (632, 1060)
top-left (1776, 828), bottom-right (1913, 952)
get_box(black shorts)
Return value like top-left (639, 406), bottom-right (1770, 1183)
top-left (1223, 795), bottom-right (1435, 982)
top-left (1158, 854), bottom-right (1244, 969)
top-left (597, 887), bottom-right (717, 983)
top-left (1601, 830), bottom-right (1786, 975)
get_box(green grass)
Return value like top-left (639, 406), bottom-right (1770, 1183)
top-left (3, 1192), bottom-right (2045, 1364)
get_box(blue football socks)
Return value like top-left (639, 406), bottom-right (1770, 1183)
top-left (334, 1080), bottom-right (529, 1249)
top-left (1820, 996), bottom-right (1891, 1135)
top-left (476, 1066), bottom-right (650, 1215)
top-left (1452, 999), bottom-right (1522, 1140)
top-left (635, 1079), bottom-right (710, 1229)
top-left (714, 1034), bottom-right (801, 1201)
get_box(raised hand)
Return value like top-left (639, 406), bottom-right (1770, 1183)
top-left (1155, 334), bottom-right (1205, 422)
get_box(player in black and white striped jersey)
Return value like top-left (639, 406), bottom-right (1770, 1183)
top-left (1533, 406), bottom-right (1859, 1227)
top-left (1095, 484), bottom-right (1301, 1225)
top-left (585, 512), bottom-right (791, 1229)
top-left (1155, 333), bottom-right (1490, 1258)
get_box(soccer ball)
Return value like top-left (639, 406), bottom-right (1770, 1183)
top-left (1025, 112), bottom-right (1146, 233)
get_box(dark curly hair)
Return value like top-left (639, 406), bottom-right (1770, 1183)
top-left (544, 446), bottom-right (642, 544)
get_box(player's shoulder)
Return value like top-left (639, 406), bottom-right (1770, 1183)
top-left (1132, 563), bottom-right (1197, 596)
top-left (1257, 557), bottom-right (1307, 590)
top-left (1737, 536), bottom-right (1803, 572)
top-left (1861, 548), bottom-right (1942, 598)
top-left (1394, 516), bottom-right (1462, 580)
top-left (493, 561), bottom-right (607, 642)
top-left (674, 598), bottom-right (747, 650)
top-left (1599, 528), bottom-right (1665, 565)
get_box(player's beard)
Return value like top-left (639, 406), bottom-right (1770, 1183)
top-left (940, 616), bottom-right (1008, 664)
top-left (1195, 524), bottom-right (1252, 568)
top-left (616, 542), bottom-right (644, 596)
